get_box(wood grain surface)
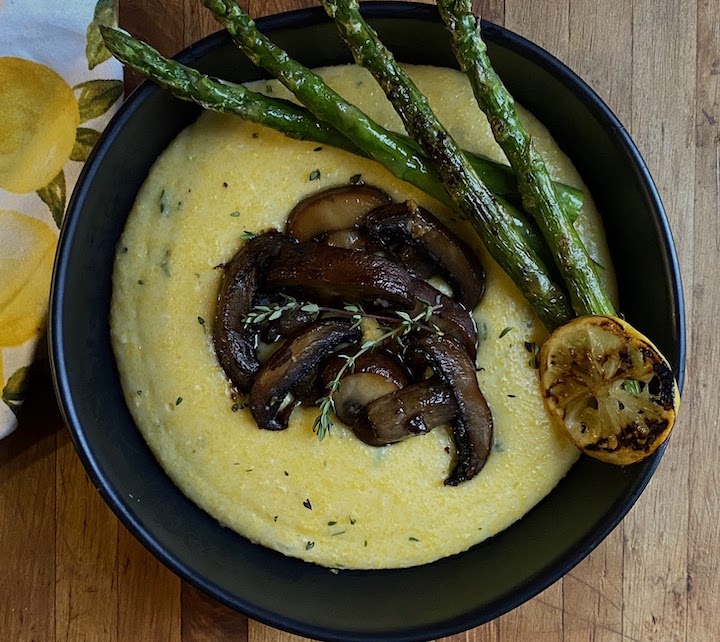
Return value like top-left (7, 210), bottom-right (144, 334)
top-left (0, 0), bottom-right (716, 640)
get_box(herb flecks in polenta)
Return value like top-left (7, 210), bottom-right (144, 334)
top-left (110, 65), bottom-right (616, 570)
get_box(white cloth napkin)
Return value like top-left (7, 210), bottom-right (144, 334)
top-left (0, 0), bottom-right (122, 436)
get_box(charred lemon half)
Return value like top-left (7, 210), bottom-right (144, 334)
top-left (539, 315), bottom-right (679, 465)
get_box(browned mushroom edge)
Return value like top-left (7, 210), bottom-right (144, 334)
top-left (287, 184), bottom-right (391, 241)
top-left (322, 349), bottom-right (411, 390)
top-left (212, 185), bottom-right (492, 485)
top-left (365, 201), bottom-right (486, 309)
top-left (412, 332), bottom-right (494, 485)
top-left (411, 280), bottom-right (478, 360)
top-left (360, 378), bottom-right (458, 446)
top-left (249, 319), bottom-right (361, 431)
top-left (212, 232), bottom-right (289, 394)
top-left (321, 350), bottom-right (411, 429)
top-left (265, 241), bottom-right (418, 310)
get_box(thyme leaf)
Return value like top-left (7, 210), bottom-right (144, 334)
top-left (313, 300), bottom-right (442, 440)
top-left (241, 296), bottom-right (445, 441)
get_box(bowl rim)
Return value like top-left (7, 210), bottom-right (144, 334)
top-left (50, 2), bottom-right (686, 640)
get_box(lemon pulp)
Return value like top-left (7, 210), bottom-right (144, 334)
top-left (539, 315), bottom-right (679, 465)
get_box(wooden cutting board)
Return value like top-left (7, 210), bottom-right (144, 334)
top-left (1, 1), bottom-right (716, 640)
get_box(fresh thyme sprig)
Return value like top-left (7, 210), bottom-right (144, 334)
top-left (241, 294), bottom-right (442, 440)
top-left (242, 294), bottom-right (319, 325)
top-left (313, 300), bottom-right (441, 440)
top-left (242, 295), bottom-right (438, 331)
top-left (243, 297), bottom-right (363, 327)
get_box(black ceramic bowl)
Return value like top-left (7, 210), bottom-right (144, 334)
top-left (50, 3), bottom-right (685, 640)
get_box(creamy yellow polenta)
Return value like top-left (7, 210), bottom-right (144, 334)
top-left (110, 65), bottom-right (617, 569)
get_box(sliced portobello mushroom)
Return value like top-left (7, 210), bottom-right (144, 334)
top-left (265, 242), bottom-right (417, 309)
top-left (265, 242), bottom-right (477, 354)
top-left (395, 244), bottom-right (436, 280)
top-left (333, 375), bottom-right (400, 433)
top-left (365, 201), bottom-right (486, 309)
top-left (413, 332), bottom-right (493, 485)
top-left (411, 280), bottom-right (478, 359)
top-left (213, 232), bottom-right (288, 393)
top-left (360, 378), bottom-right (458, 446)
top-left (321, 350), bottom-right (411, 429)
top-left (287, 184), bottom-right (392, 241)
top-left (322, 349), bottom-right (411, 390)
top-left (250, 319), bottom-right (360, 431)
